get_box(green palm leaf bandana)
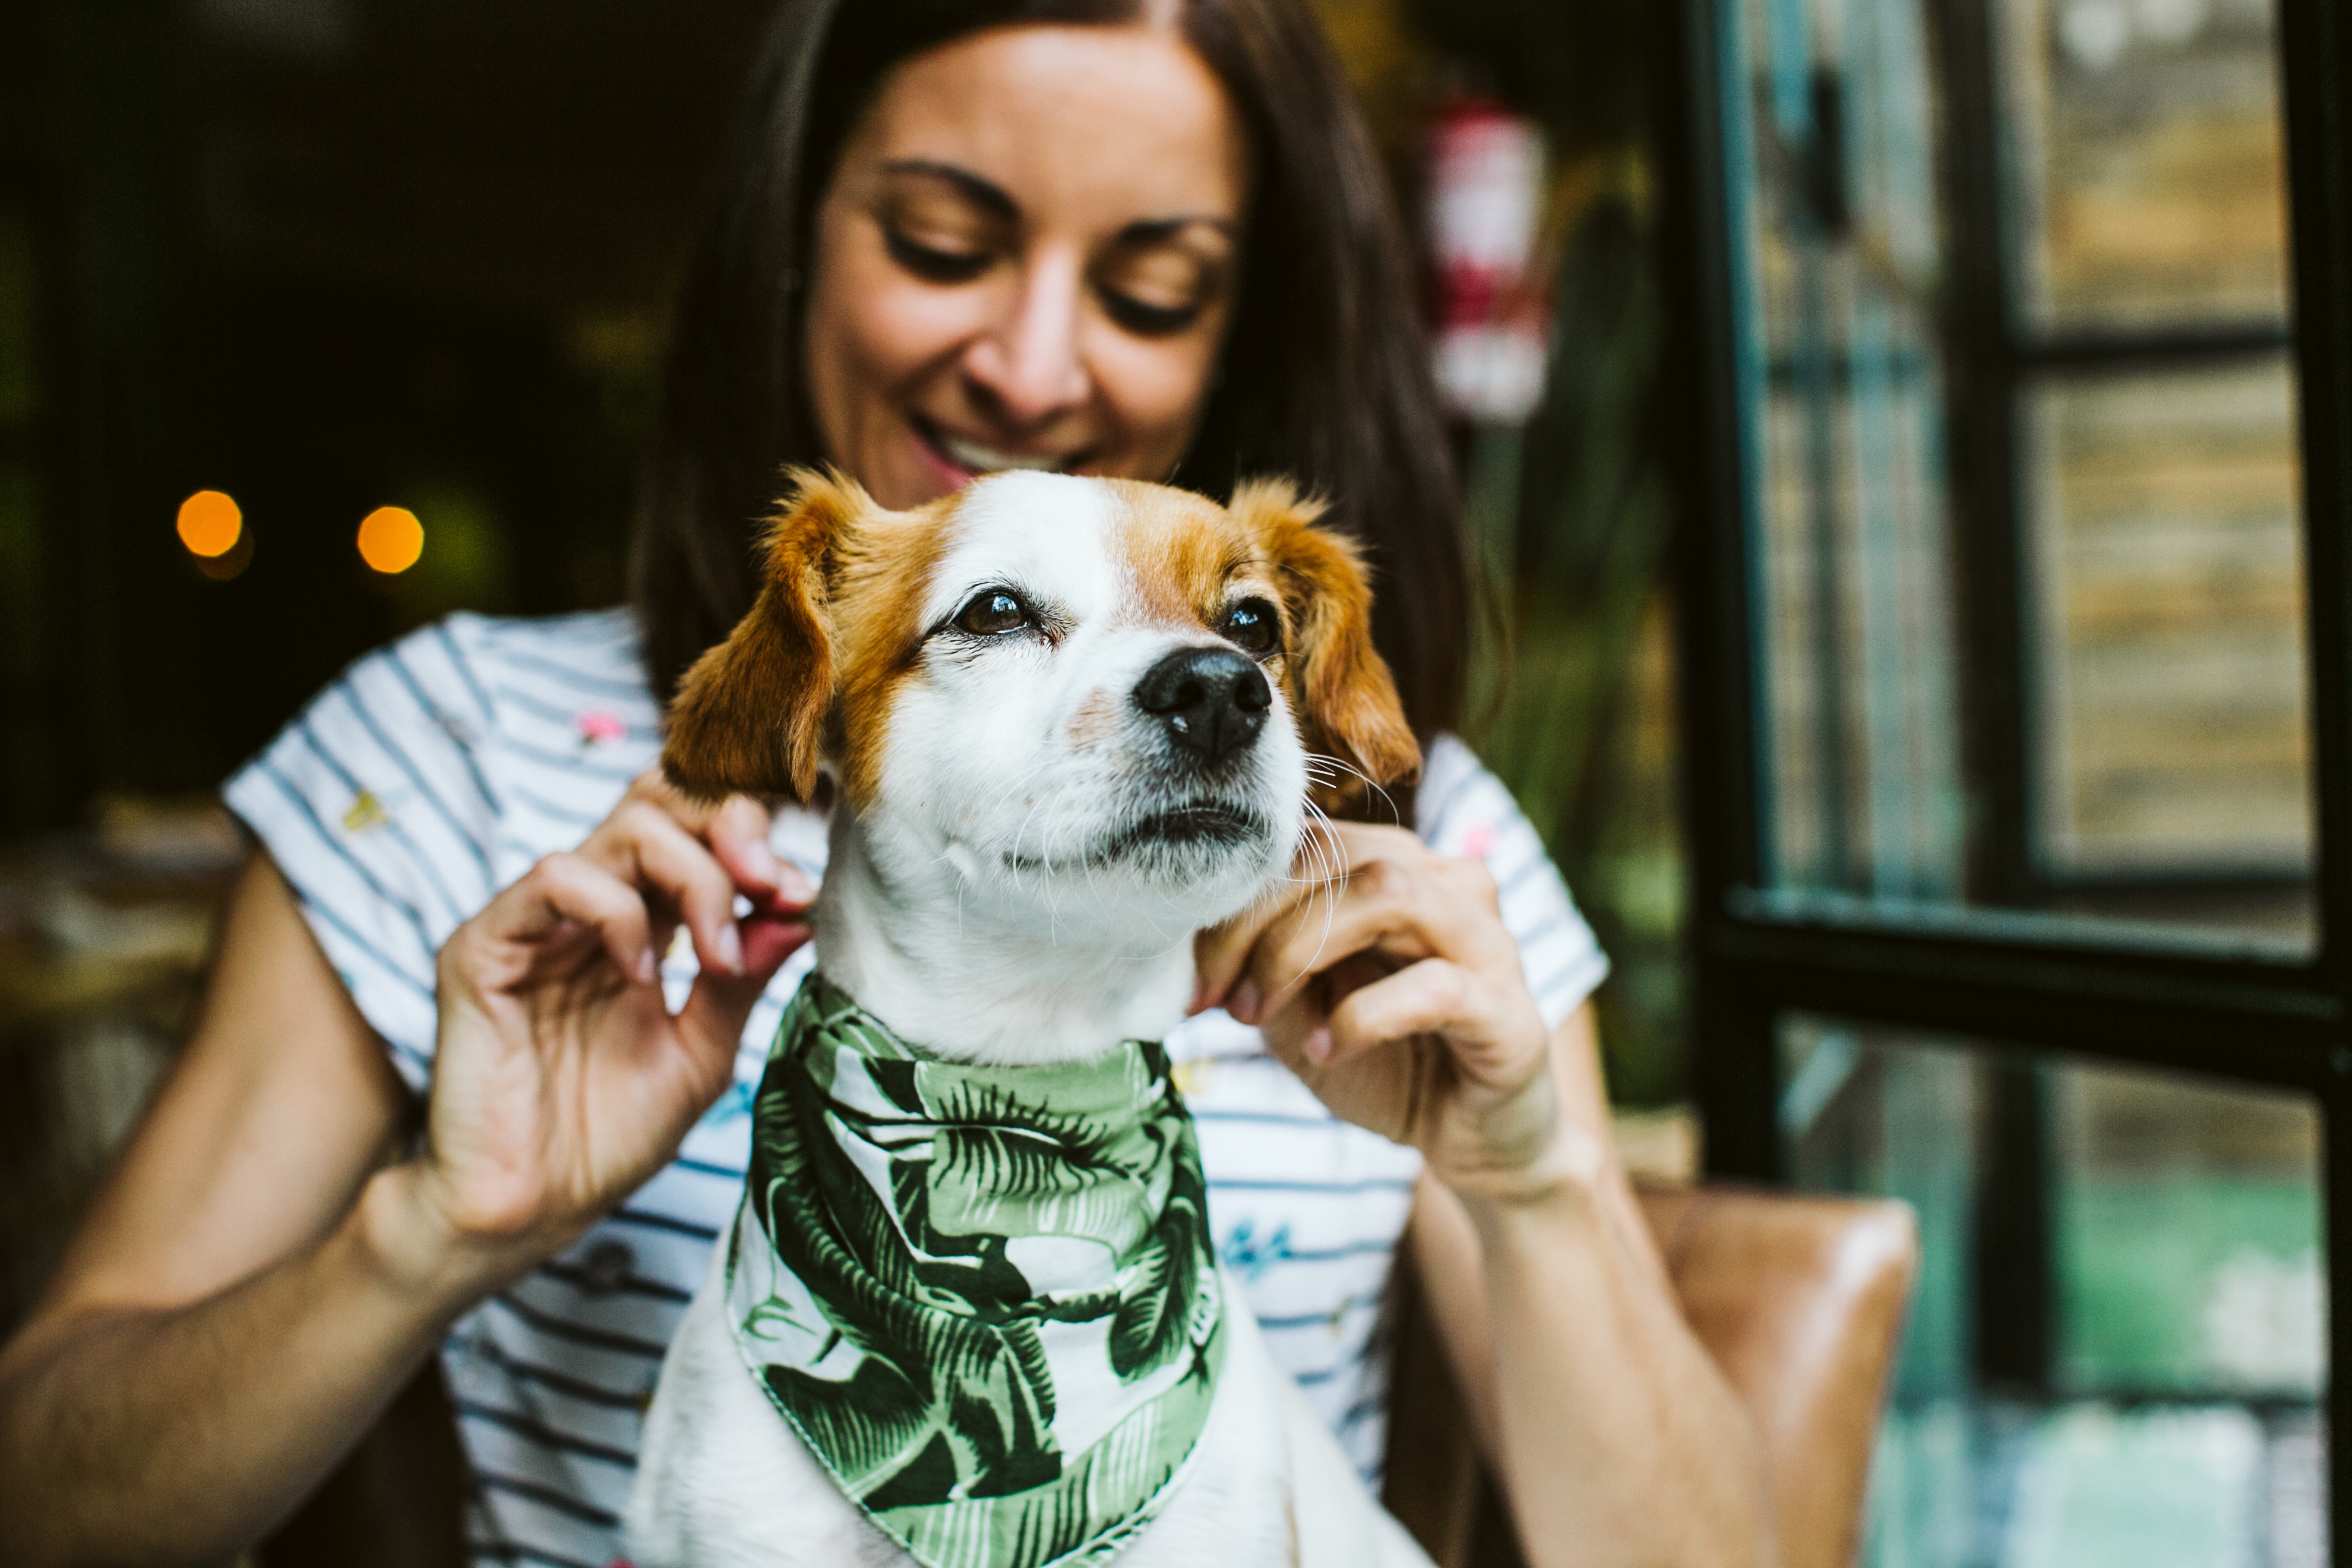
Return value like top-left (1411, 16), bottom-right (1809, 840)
top-left (726, 972), bottom-right (1226, 1568)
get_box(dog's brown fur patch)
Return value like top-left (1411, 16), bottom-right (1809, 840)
top-left (1229, 479), bottom-right (1421, 811)
top-left (826, 493), bottom-right (957, 807)
top-left (662, 470), bottom-right (951, 808)
top-left (1105, 479), bottom-right (1256, 631)
top-left (662, 472), bottom-right (854, 802)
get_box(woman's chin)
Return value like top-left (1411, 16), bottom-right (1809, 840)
top-left (852, 439), bottom-right (970, 510)
top-left (911, 441), bottom-right (976, 500)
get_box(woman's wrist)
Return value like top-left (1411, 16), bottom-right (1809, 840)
top-left (1427, 1052), bottom-right (1609, 1208)
top-left (348, 1161), bottom-right (524, 1322)
top-left (1441, 1117), bottom-right (1611, 1213)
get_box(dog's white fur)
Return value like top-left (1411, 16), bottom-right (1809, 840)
top-left (625, 473), bottom-right (1433, 1567)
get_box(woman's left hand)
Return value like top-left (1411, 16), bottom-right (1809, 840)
top-left (1193, 821), bottom-right (1597, 1200)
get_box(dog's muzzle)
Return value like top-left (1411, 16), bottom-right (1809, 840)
top-left (1135, 646), bottom-right (1270, 769)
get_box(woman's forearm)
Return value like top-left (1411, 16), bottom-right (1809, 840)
top-left (1456, 1172), bottom-right (1778, 1568)
top-left (0, 1164), bottom-right (490, 1568)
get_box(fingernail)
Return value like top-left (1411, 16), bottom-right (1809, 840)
top-left (637, 947), bottom-right (659, 984)
top-left (746, 838), bottom-right (783, 884)
top-left (715, 924), bottom-right (744, 975)
top-left (1230, 979), bottom-right (1260, 1024)
top-left (774, 862), bottom-right (816, 905)
top-left (1305, 1024), bottom-right (1332, 1063)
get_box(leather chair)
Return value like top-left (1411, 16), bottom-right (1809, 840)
top-left (1382, 1184), bottom-right (1921, 1568)
top-left (258, 1184), bottom-right (1918, 1568)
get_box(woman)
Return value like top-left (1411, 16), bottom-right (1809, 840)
top-left (0, 2), bottom-right (1772, 1565)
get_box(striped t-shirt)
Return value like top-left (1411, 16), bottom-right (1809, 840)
top-left (222, 608), bottom-right (1607, 1568)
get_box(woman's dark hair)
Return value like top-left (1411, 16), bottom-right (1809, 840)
top-left (632, 0), bottom-right (1468, 745)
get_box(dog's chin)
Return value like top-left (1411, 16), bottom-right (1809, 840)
top-left (997, 800), bottom-right (1289, 907)
top-left (1107, 801), bottom-right (1268, 858)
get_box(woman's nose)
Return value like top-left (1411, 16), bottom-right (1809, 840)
top-left (961, 249), bottom-right (1090, 432)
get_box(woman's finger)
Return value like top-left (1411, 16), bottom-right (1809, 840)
top-left (1243, 851), bottom-right (1509, 1027)
top-left (676, 915), bottom-right (814, 1061)
top-left (470, 851), bottom-right (659, 985)
top-left (1237, 856), bottom-right (1412, 1023)
top-left (1318, 957), bottom-right (1478, 1057)
top-left (1192, 817), bottom-right (1354, 1015)
top-left (1319, 819), bottom-right (1425, 871)
top-left (633, 772), bottom-right (815, 911)
top-left (590, 801), bottom-right (753, 976)
top-left (709, 792), bottom-right (817, 912)
top-left (1320, 957), bottom-right (1546, 1088)
top-left (1191, 897), bottom-right (1286, 1017)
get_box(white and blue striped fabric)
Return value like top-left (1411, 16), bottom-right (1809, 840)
top-left (222, 608), bottom-right (1607, 1568)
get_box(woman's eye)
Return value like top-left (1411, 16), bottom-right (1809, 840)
top-left (1101, 290), bottom-right (1202, 337)
top-left (1220, 599), bottom-right (1280, 656)
top-left (1096, 239), bottom-right (1225, 337)
top-left (954, 590), bottom-right (1031, 637)
top-left (886, 229), bottom-right (993, 284)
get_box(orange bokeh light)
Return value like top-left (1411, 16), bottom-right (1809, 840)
top-left (357, 506), bottom-right (425, 574)
top-left (176, 490), bottom-right (242, 558)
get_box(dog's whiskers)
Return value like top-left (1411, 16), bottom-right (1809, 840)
top-left (1291, 797), bottom-right (1348, 987)
top-left (1304, 750), bottom-right (1402, 825)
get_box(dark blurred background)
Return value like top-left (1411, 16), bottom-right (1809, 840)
top-left (0, 1), bottom-right (783, 817)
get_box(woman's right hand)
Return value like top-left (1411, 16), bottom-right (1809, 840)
top-left (386, 774), bottom-right (814, 1297)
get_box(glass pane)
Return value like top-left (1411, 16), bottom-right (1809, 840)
top-left (1734, 0), bottom-right (1969, 901)
top-left (1720, 0), bottom-right (2314, 952)
top-left (1779, 1015), bottom-right (2327, 1566)
top-left (2025, 358), bottom-right (2313, 932)
top-left (2053, 1060), bottom-right (2323, 1395)
top-left (2000, 0), bottom-right (2292, 331)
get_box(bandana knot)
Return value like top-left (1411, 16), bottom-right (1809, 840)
top-left (728, 972), bottom-right (1225, 1568)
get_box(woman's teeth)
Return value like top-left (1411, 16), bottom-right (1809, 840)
top-left (939, 434), bottom-right (1061, 474)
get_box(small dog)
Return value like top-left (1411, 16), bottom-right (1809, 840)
top-left (627, 470), bottom-right (1432, 1568)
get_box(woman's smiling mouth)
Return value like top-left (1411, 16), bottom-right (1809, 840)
top-left (911, 412), bottom-right (1082, 480)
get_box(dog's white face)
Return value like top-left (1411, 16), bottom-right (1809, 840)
top-left (870, 472), bottom-right (1308, 934)
top-left (661, 469), bottom-right (1419, 1046)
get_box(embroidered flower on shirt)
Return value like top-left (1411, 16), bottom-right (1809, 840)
top-left (1218, 1218), bottom-right (1295, 1279)
top-left (1459, 824), bottom-right (1495, 859)
top-left (341, 791), bottom-right (388, 834)
top-left (577, 709), bottom-right (628, 747)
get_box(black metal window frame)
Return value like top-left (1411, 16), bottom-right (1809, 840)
top-left (1658, 0), bottom-right (2352, 1542)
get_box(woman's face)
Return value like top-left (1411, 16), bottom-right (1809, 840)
top-left (804, 24), bottom-right (1250, 510)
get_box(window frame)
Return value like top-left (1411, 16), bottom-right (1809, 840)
top-left (1658, 0), bottom-right (2352, 1539)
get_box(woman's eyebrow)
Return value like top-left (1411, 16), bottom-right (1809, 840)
top-left (1117, 216), bottom-right (1240, 246)
top-left (877, 160), bottom-right (1235, 243)
top-left (880, 159), bottom-right (1018, 222)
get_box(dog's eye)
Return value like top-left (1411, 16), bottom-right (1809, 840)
top-left (954, 589), bottom-right (1031, 637)
top-left (1220, 599), bottom-right (1280, 657)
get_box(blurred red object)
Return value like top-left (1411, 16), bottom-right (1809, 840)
top-left (1424, 95), bottom-right (1548, 424)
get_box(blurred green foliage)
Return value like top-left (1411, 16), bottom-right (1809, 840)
top-left (1465, 191), bottom-right (1686, 1108)
top-left (1401, 0), bottom-right (1690, 1107)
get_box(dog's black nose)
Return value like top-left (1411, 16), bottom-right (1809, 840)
top-left (1135, 646), bottom-right (1270, 766)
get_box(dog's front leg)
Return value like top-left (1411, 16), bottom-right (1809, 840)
top-left (627, 1240), bottom-right (906, 1568)
top-left (1121, 1272), bottom-right (1437, 1568)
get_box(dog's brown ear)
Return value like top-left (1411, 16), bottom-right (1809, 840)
top-left (1232, 478), bottom-right (1421, 805)
top-left (662, 469), bottom-right (865, 802)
